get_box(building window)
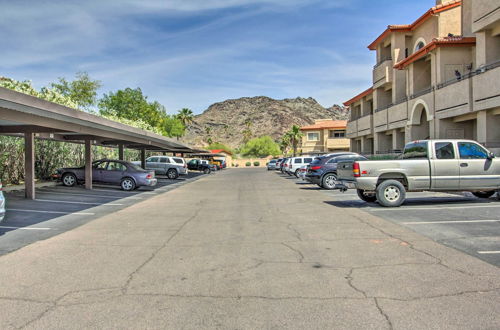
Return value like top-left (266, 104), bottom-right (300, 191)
top-left (307, 132), bottom-right (320, 141)
top-left (330, 130), bottom-right (346, 138)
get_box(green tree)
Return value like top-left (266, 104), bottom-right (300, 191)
top-left (162, 115), bottom-right (186, 139)
top-left (51, 72), bottom-right (101, 111)
top-left (279, 134), bottom-right (291, 155)
top-left (240, 136), bottom-right (281, 158)
top-left (285, 125), bottom-right (303, 157)
top-left (176, 108), bottom-right (194, 127)
top-left (98, 87), bottom-right (171, 134)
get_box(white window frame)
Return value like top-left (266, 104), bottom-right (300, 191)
top-left (307, 132), bottom-right (320, 141)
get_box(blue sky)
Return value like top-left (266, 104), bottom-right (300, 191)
top-left (0, 0), bottom-right (432, 114)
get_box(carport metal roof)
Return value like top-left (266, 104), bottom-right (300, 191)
top-left (0, 87), bottom-right (195, 152)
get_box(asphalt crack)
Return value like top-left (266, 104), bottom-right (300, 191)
top-left (281, 242), bottom-right (304, 263)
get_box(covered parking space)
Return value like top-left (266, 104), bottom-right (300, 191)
top-left (0, 87), bottom-right (196, 199)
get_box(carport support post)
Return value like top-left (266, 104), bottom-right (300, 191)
top-left (141, 148), bottom-right (146, 169)
top-left (118, 144), bottom-right (124, 161)
top-left (24, 132), bottom-right (35, 199)
top-left (84, 139), bottom-right (93, 190)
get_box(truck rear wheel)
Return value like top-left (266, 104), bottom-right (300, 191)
top-left (357, 189), bottom-right (377, 203)
top-left (203, 168), bottom-right (210, 174)
top-left (376, 180), bottom-right (406, 207)
top-left (472, 191), bottom-right (495, 198)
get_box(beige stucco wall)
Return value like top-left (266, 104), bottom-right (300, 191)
top-left (471, 0), bottom-right (500, 32)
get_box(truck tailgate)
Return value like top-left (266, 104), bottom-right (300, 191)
top-left (337, 161), bottom-right (356, 181)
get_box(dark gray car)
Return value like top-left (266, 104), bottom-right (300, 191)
top-left (55, 159), bottom-right (157, 191)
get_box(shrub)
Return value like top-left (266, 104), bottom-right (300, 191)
top-left (253, 161), bottom-right (260, 166)
top-left (245, 162), bottom-right (251, 167)
top-left (235, 164), bottom-right (239, 167)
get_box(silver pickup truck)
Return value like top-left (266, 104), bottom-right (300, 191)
top-left (337, 140), bottom-right (500, 207)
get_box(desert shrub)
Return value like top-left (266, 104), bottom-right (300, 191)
top-left (253, 161), bottom-right (260, 166)
top-left (245, 162), bottom-right (251, 167)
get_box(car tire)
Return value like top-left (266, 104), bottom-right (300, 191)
top-left (167, 168), bottom-right (179, 180)
top-left (321, 173), bottom-right (337, 190)
top-left (294, 169), bottom-right (300, 178)
top-left (203, 168), bottom-right (211, 174)
top-left (62, 173), bottom-right (77, 187)
top-left (472, 191), bottom-right (495, 199)
top-left (121, 177), bottom-right (136, 191)
top-left (357, 189), bottom-right (377, 203)
top-left (376, 180), bottom-right (406, 207)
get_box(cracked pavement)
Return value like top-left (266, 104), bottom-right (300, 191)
top-left (0, 168), bottom-right (499, 329)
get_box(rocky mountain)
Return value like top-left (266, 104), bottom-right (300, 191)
top-left (183, 96), bottom-right (349, 148)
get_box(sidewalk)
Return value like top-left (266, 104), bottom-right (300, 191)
top-left (0, 169), bottom-right (498, 329)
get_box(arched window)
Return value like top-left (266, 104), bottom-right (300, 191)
top-left (414, 39), bottom-right (426, 52)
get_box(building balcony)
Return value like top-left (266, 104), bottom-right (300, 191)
top-left (326, 138), bottom-right (350, 150)
top-left (435, 77), bottom-right (470, 118)
top-left (473, 61), bottom-right (500, 111)
top-left (373, 57), bottom-right (393, 89)
top-left (346, 114), bottom-right (373, 138)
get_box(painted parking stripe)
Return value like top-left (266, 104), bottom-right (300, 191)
top-left (0, 226), bottom-right (52, 230)
top-left (36, 190), bottom-right (144, 200)
top-left (89, 188), bottom-right (157, 195)
top-left (477, 251), bottom-right (500, 254)
top-left (8, 209), bottom-right (94, 215)
top-left (403, 220), bottom-right (500, 225)
top-left (370, 204), bottom-right (500, 211)
top-left (35, 199), bottom-right (123, 206)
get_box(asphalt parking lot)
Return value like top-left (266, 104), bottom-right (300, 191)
top-left (0, 172), bottom-right (205, 255)
top-left (287, 173), bottom-right (500, 267)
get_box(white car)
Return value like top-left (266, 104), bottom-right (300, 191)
top-left (286, 156), bottom-right (315, 177)
top-left (0, 181), bottom-right (5, 223)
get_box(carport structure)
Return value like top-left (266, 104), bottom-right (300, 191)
top-left (0, 87), bottom-right (197, 199)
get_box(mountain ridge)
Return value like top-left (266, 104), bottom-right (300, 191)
top-left (183, 96), bottom-right (349, 148)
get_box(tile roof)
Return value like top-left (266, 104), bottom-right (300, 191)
top-left (300, 120), bottom-right (348, 130)
top-left (368, 0), bottom-right (462, 50)
top-left (210, 149), bottom-right (233, 155)
top-left (343, 88), bottom-right (373, 107)
top-left (394, 36), bottom-right (476, 69)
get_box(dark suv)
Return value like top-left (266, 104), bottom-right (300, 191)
top-left (305, 153), bottom-right (367, 189)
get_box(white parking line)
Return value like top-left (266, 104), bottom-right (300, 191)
top-left (370, 204), bottom-right (500, 211)
top-left (477, 251), bottom-right (500, 254)
top-left (8, 209), bottom-right (94, 215)
top-left (0, 226), bottom-right (52, 230)
top-left (90, 188), bottom-right (157, 195)
top-left (35, 199), bottom-right (123, 206)
top-left (37, 190), bottom-right (144, 200)
top-left (403, 220), bottom-right (500, 225)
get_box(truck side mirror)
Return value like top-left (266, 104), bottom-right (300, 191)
top-left (488, 152), bottom-right (495, 159)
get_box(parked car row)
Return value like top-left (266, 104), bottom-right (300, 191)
top-left (274, 139), bottom-right (500, 208)
top-left (52, 156), bottom-right (221, 191)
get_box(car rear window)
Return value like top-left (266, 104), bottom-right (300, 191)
top-left (160, 157), bottom-right (170, 163)
top-left (304, 158), bottom-right (313, 163)
top-left (294, 158), bottom-right (302, 164)
top-left (310, 157), bottom-right (323, 165)
top-left (403, 142), bottom-right (428, 159)
top-left (129, 163), bottom-right (144, 171)
top-left (173, 158), bottom-right (184, 164)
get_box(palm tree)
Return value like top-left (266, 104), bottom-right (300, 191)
top-left (177, 108), bottom-right (194, 127)
top-left (287, 125), bottom-right (303, 157)
top-left (280, 134), bottom-right (290, 155)
top-left (242, 120), bottom-right (253, 144)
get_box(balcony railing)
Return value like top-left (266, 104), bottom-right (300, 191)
top-left (410, 86), bottom-right (434, 99)
top-left (374, 56), bottom-right (392, 69)
top-left (374, 103), bottom-right (393, 113)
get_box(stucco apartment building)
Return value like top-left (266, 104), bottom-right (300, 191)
top-left (344, 0), bottom-right (500, 155)
top-left (300, 119), bottom-right (350, 153)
